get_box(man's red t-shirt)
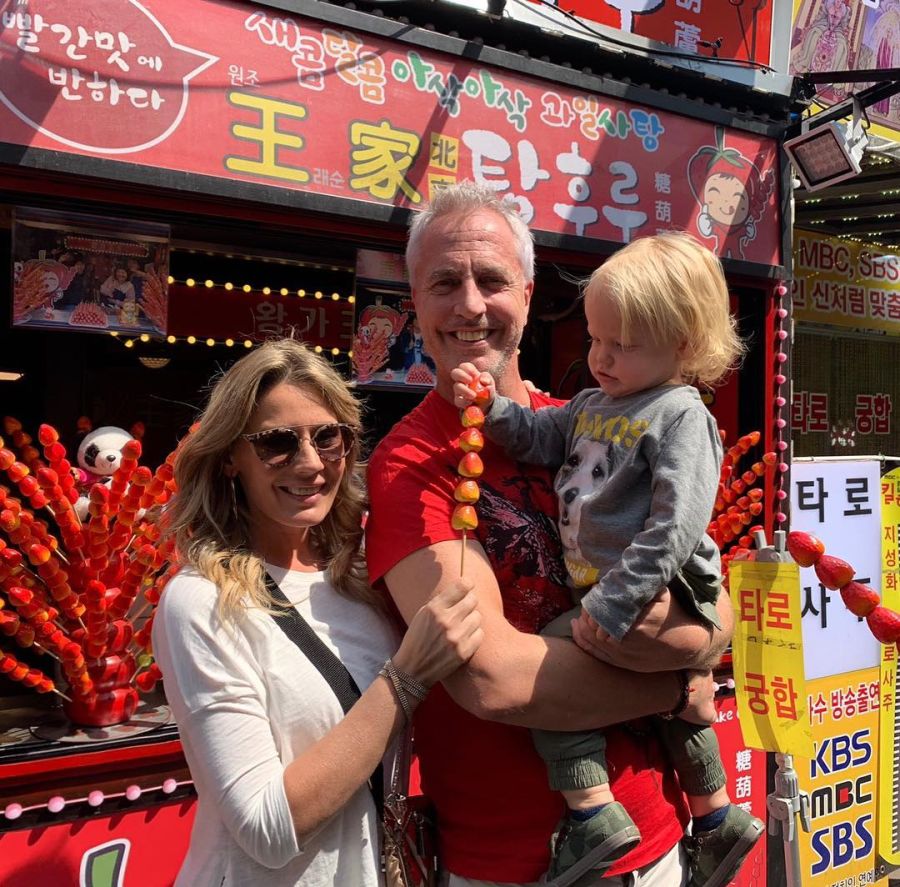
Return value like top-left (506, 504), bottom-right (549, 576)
top-left (366, 389), bottom-right (688, 882)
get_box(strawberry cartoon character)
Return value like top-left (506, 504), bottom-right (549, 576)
top-left (688, 127), bottom-right (776, 260)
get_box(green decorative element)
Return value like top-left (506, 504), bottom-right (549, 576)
top-left (693, 127), bottom-right (746, 174)
top-left (80, 839), bottom-right (129, 887)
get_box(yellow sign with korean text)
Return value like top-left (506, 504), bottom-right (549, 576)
top-left (879, 467), bottom-right (900, 866)
top-left (792, 230), bottom-right (900, 337)
top-left (798, 668), bottom-right (881, 887)
top-left (729, 561), bottom-right (813, 757)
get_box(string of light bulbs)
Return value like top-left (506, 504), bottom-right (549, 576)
top-left (167, 276), bottom-right (357, 305)
top-left (108, 330), bottom-right (353, 359)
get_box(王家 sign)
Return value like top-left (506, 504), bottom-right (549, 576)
top-left (0, 1), bottom-right (781, 266)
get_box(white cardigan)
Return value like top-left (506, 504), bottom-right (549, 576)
top-left (152, 565), bottom-right (397, 886)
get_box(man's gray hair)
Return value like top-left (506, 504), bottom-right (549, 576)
top-left (406, 181), bottom-right (535, 283)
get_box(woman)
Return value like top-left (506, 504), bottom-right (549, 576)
top-left (99, 266), bottom-right (136, 304)
top-left (153, 339), bottom-right (483, 886)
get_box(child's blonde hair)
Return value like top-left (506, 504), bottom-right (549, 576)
top-left (585, 231), bottom-right (745, 387)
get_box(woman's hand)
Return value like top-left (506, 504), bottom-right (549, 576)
top-left (393, 578), bottom-right (483, 688)
top-left (678, 669), bottom-right (717, 726)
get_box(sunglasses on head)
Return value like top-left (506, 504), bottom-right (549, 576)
top-left (240, 423), bottom-right (355, 468)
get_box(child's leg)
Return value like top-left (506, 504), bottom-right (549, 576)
top-left (658, 717), bottom-right (764, 887)
top-left (534, 608), bottom-right (640, 885)
top-left (536, 606), bottom-right (615, 809)
top-left (656, 716), bottom-right (729, 816)
top-left (531, 722), bottom-right (614, 809)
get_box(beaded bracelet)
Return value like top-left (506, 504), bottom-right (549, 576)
top-left (379, 659), bottom-right (429, 723)
top-left (658, 669), bottom-right (693, 720)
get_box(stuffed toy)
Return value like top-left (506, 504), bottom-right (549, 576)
top-left (73, 425), bottom-right (135, 520)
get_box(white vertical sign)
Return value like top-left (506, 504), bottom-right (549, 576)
top-left (791, 458), bottom-right (882, 680)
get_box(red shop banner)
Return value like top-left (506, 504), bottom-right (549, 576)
top-left (0, 1), bottom-right (780, 265)
top-left (0, 798), bottom-right (195, 886)
top-left (541, 0), bottom-right (773, 68)
top-left (166, 284), bottom-right (355, 348)
top-left (712, 692), bottom-right (768, 887)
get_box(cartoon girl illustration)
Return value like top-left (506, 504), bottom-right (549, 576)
top-left (688, 127), bottom-right (776, 261)
top-left (13, 258), bottom-right (77, 320)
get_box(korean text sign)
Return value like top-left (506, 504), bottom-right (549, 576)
top-left (729, 561), bottom-right (813, 757)
top-left (534, 0), bottom-right (773, 67)
top-left (879, 466), bottom-right (900, 866)
top-left (793, 230), bottom-right (900, 336)
top-left (711, 694), bottom-right (767, 887)
top-left (798, 668), bottom-right (881, 887)
top-left (0, 1), bottom-right (780, 265)
top-left (791, 459), bottom-right (882, 680)
top-left (165, 283), bottom-right (354, 348)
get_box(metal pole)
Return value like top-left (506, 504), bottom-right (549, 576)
top-left (766, 753), bottom-right (811, 887)
top-left (753, 530), bottom-right (811, 886)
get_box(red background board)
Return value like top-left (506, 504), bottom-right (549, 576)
top-left (166, 283), bottom-right (355, 346)
top-left (0, 0), bottom-right (780, 266)
top-left (712, 692), bottom-right (768, 887)
top-left (0, 798), bottom-right (195, 886)
top-left (0, 700), bottom-right (765, 885)
top-left (546, 0), bottom-right (773, 66)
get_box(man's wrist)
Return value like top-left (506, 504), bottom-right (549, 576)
top-left (658, 669), bottom-right (692, 720)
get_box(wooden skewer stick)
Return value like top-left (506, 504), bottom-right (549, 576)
top-left (51, 687), bottom-right (72, 703)
top-left (33, 642), bottom-right (60, 662)
top-left (460, 530), bottom-right (467, 577)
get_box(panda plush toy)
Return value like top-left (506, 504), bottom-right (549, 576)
top-left (73, 426), bottom-right (134, 519)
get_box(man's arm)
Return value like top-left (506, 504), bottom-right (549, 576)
top-left (384, 538), bottom-right (707, 731)
top-left (573, 589), bottom-right (734, 674)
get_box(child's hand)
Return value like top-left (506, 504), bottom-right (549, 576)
top-left (451, 362), bottom-right (496, 410)
top-left (571, 607), bottom-right (616, 660)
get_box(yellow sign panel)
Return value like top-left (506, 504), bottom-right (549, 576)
top-left (879, 468), bottom-right (900, 866)
top-left (792, 230), bottom-right (900, 336)
top-left (729, 561), bottom-right (813, 757)
top-left (798, 668), bottom-right (881, 887)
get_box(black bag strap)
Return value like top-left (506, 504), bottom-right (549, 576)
top-left (264, 571), bottom-right (384, 811)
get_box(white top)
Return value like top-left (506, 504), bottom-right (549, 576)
top-left (152, 564), bottom-right (398, 887)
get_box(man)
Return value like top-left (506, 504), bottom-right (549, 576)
top-left (366, 182), bottom-right (734, 887)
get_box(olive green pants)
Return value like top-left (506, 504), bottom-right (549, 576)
top-left (532, 605), bottom-right (725, 797)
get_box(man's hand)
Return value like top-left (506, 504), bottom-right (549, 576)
top-left (680, 670), bottom-right (717, 725)
top-left (573, 588), bottom-right (734, 674)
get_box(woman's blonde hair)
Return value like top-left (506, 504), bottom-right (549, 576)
top-left (585, 231), bottom-right (745, 387)
top-left (162, 339), bottom-right (376, 620)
